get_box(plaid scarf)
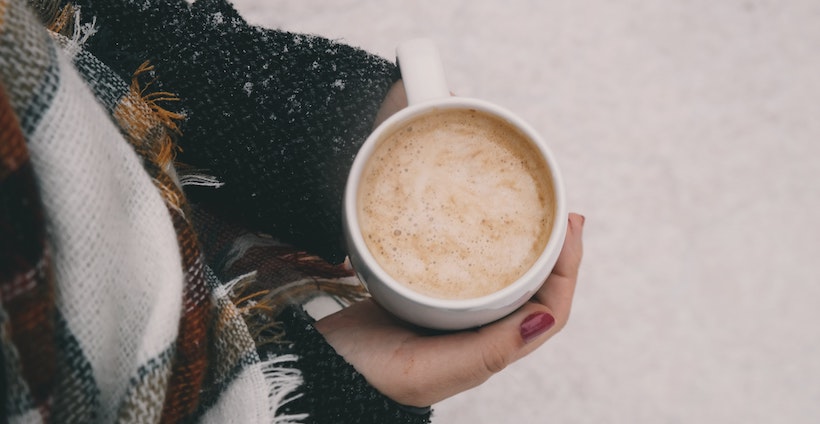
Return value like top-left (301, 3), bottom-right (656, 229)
top-left (1, 1), bottom-right (430, 422)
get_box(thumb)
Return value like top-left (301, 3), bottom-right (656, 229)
top-left (401, 302), bottom-right (556, 406)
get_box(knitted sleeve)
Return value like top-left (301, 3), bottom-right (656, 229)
top-left (269, 307), bottom-right (432, 424)
top-left (73, 0), bottom-right (400, 263)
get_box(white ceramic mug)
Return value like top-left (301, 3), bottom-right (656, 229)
top-left (343, 38), bottom-right (567, 330)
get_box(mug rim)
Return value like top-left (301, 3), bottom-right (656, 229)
top-left (344, 96), bottom-right (567, 311)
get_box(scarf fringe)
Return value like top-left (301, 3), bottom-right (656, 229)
top-left (45, 3), bottom-right (74, 35)
top-left (178, 172), bottom-right (225, 188)
top-left (122, 60), bottom-right (185, 169)
top-left (218, 269), bottom-right (365, 349)
top-left (46, 4), bottom-right (96, 59)
top-left (114, 61), bottom-right (188, 211)
top-left (261, 355), bottom-right (309, 424)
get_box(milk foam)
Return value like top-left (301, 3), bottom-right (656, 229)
top-left (358, 109), bottom-right (554, 299)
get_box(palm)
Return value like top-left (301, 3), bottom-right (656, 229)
top-left (315, 213), bottom-right (584, 407)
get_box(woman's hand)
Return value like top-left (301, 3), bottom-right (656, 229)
top-left (315, 213), bottom-right (585, 407)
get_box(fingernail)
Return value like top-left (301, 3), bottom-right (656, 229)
top-left (579, 214), bottom-right (586, 226)
top-left (520, 312), bottom-right (556, 343)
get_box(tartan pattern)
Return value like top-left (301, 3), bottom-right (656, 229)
top-left (0, 1), bottom-right (353, 422)
top-left (51, 311), bottom-right (99, 423)
top-left (50, 4), bottom-right (213, 421)
top-left (0, 77), bottom-right (56, 419)
top-left (2, 1), bottom-right (434, 423)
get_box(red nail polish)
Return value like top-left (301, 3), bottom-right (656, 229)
top-left (520, 312), bottom-right (556, 343)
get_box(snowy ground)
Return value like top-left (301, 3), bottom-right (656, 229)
top-left (229, 1), bottom-right (820, 422)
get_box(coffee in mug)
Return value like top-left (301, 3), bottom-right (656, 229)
top-left (343, 38), bottom-right (567, 330)
top-left (357, 108), bottom-right (555, 300)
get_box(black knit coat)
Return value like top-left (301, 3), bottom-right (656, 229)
top-left (75, 0), bottom-right (399, 264)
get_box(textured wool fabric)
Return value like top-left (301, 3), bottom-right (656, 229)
top-left (273, 307), bottom-right (433, 424)
top-left (1, 1), bottom-right (431, 423)
top-left (69, 0), bottom-right (400, 263)
top-left (0, 78), bottom-right (56, 421)
top-left (1, 1), bottom-right (212, 421)
top-left (32, 51), bottom-right (187, 422)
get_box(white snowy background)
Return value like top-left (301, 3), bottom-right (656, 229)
top-left (228, 1), bottom-right (820, 422)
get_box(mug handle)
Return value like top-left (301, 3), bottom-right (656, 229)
top-left (396, 38), bottom-right (450, 106)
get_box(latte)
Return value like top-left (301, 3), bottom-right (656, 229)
top-left (357, 108), bottom-right (555, 300)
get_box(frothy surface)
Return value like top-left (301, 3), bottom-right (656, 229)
top-left (358, 109), bottom-right (555, 299)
